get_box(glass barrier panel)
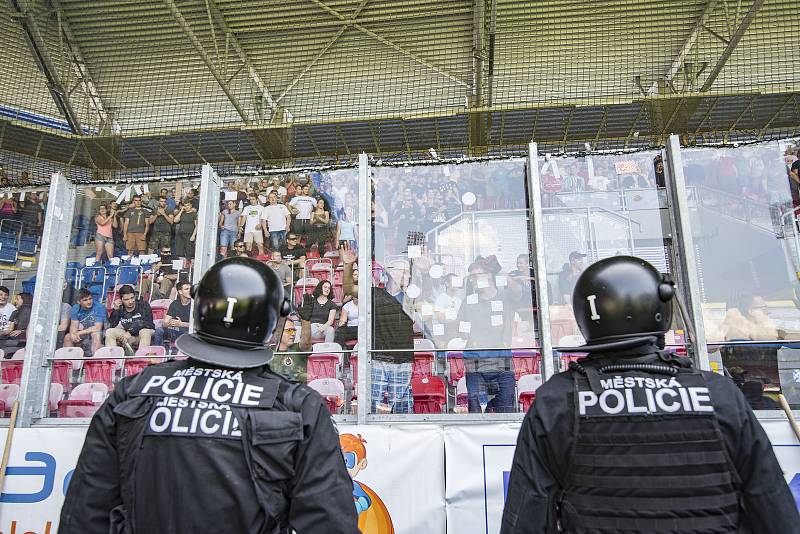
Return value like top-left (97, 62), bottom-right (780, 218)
top-left (371, 159), bottom-right (541, 415)
top-left (538, 151), bottom-right (685, 371)
top-left (50, 179), bottom-right (198, 417)
top-left (0, 185), bottom-right (48, 417)
top-left (216, 170), bottom-right (359, 416)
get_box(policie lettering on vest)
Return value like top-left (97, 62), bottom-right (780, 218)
top-left (132, 366), bottom-right (276, 440)
top-left (578, 373), bottom-right (715, 417)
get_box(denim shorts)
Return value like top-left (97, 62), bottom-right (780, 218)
top-left (219, 228), bottom-right (238, 247)
top-left (95, 233), bottom-right (114, 245)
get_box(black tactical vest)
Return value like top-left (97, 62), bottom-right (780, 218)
top-left (560, 366), bottom-right (741, 533)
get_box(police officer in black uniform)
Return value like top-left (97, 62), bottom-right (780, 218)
top-left (59, 257), bottom-right (358, 534)
top-left (501, 256), bottom-right (800, 534)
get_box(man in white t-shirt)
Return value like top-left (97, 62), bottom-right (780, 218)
top-left (288, 184), bottom-right (316, 242)
top-left (261, 192), bottom-right (292, 251)
top-left (0, 286), bottom-right (17, 334)
top-left (266, 178), bottom-right (288, 202)
top-left (238, 194), bottom-right (265, 256)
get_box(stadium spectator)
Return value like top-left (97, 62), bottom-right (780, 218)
top-left (742, 380), bottom-right (779, 410)
top-left (154, 281), bottom-right (192, 350)
top-left (309, 197), bottom-right (331, 254)
top-left (18, 192), bottom-right (43, 237)
top-left (161, 187), bottom-right (177, 211)
top-left (460, 256), bottom-right (516, 413)
top-left (148, 196), bottom-right (174, 253)
top-left (267, 250), bottom-right (293, 296)
top-left (722, 294), bottom-right (784, 341)
top-left (173, 198), bottom-right (197, 262)
top-left (0, 292), bottom-right (32, 352)
top-left (336, 207), bottom-right (357, 249)
top-left (123, 195), bottom-right (150, 256)
top-left (186, 187), bottom-right (200, 210)
top-left (231, 239), bottom-right (249, 258)
top-left (270, 318), bottom-right (306, 382)
top-left (0, 286), bottom-right (15, 333)
top-left (141, 246), bottom-right (181, 300)
top-left (93, 204), bottom-right (116, 263)
top-left (558, 250), bottom-right (587, 304)
top-left (239, 194), bottom-right (265, 256)
top-left (141, 190), bottom-right (157, 212)
top-left (64, 288), bottom-right (104, 355)
top-left (334, 291), bottom-right (359, 347)
top-left (0, 195), bottom-right (16, 218)
top-left (279, 232), bottom-right (307, 277)
top-left (106, 285), bottom-right (155, 353)
top-left (289, 184), bottom-right (316, 242)
top-left (303, 280), bottom-right (338, 343)
top-left (261, 191), bottom-right (291, 251)
top-left (57, 287), bottom-right (72, 348)
top-left (654, 154), bottom-right (666, 188)
top-left (433, 274), bottom-right (463, 340)
top-left (285, 174), bottom-right (298, 199)
top-left (266, 177), bottom-right (287, 202)
top-left (217, 200), bottom-right (241, 258)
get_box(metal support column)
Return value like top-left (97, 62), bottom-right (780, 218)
top-left (18, 173), bottom-right (76, 426)
top-left (356, 153), bottom-right (372, 425)
top-left (190, 164), bottom-right (221, 332)
top-left (664, 135), bottom-right (710, 370)
top-left (526, 143), bottom-right (555, 380)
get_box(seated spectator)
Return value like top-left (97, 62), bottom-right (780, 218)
top-left (334, 291), bottom-right (359, 346)
top-left (558, 251), bottom-right (586, 305)
top-left (231, 239), bottom-right (249, 258)
top-left (57, 293), bottom-right (72, 349)
top-left (218, 200), bottom-right (242, 258)
top-left (154, 281), bottom-right (192, 350)
top-left (64, 288), bottom-right (105, 355)
top-left (106, 285), bottom-right (155, 353)
top-left (0, 292), bottom-right (32, 352)
top-left (267, 250), bottom-right (293, 295)
top-left (269, 319), bottom-right (307, 382)
top-left (0, 286), bottom-right (16, 333)
top-left (279, 233), bottom-right (307, 278)
top-left (142, 246), bottom-right (181, 300)
top-left (299, 280), bottom-right (338, 343)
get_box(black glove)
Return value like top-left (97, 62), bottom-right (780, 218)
top-left (297, 294), bottom-right (314, 322)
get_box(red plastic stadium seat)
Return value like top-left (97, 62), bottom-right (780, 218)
top-left (58, 383), bottom-right (108, 418)
top-left (447, 352), bottom-right (464, 386)
top-left (308, 378), bottom-right (344, 414)
top-left (0, 384), bottom-right (20, 415)
top-left (511, 350), bottom-right (541, 381)
top-left (518, 374), bottom-right (543, 413)
top-left (1, 360), bottom-right (24, 385)
top-left (51, 360), bottom-right (74, 393)
top-left (412, 376), bottom-right (446, 414)
top-left (83, 359), bottom-right (118, 389)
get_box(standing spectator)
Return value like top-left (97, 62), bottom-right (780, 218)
top-left (300, 280), bottom-right (338, 343)
top-left (110, 202), bottom-right (126, 255)
top-left (153, 281), bottom-right (192, 350)
top-left (289, 184), bottom-right (316, 242)
top-left (63, 288), bottom-right (104, 355)
top-left (239, 194), bottom-right (265, 256)
top-left (0, 286), bottom-right (15, 333)
top-left (266, 177), bottom-right (287, 202)
top-left (217, 200), bottom-right (241, 258)
top-left (93, 204), bottom-right (116, 263)
top-left (161, 188), bottom-right (177, 211)
top-left (106, 285), bottom-right (155, 352)
top-left (334, 291), bottom-right (359, 347)
top-left (267, 250), bottom-right (293, 296)
top-left (433, 274), bottom-right (463, 340)
top-left (185, 188), bottom-right (200, 210)
top-left (148, 196), bottom-right (174, 253)
top-left (335, 207), bottom-right (357, 249)
top-left (285, 174), bottom-right (298, 200)
top-left (0, 195), bottom-right (16, 219)
top-left (558, 250), bottom-right (587, 304)
top-left (18, 192), bottom-right (43, 237)
top-left (141, 190), bottom-right (157, 212)
top-left (123, 195), bottom-right (150, 256)
top-left (459, 256), bottom-right (516, 413)
top-left (173, 198), bottom-right (197, 262)
top-left (261, 191), bottom-right (291, 251)
top-left (654, 154), bottom-right (666, 188)
top-left (0, 292), bottom-right (32, 352)
top-left (508, 253), bottom-right (537, 322)
top-left (309, 198), bottom-right (331, 254)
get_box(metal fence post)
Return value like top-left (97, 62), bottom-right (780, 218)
top-left (664, 135), bottom-right (710, 370)
top-left (189, 164), bottom-right (221, 333)
top-left (18, 172), bottom-right (76, 426)
top-left (357, 153), bottom-right (372, 425)
top-left (527, 143), bottom-right (555, 380)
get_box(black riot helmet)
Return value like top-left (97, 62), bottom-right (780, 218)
top-left (572, 255), bottom-right (674, 345)
top-left (175, 257), bottom-right (291, 369)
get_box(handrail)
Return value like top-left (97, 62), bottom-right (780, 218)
top-left (542, 204), bottom-right (643, 231)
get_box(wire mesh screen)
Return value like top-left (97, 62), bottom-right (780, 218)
top-left (0, 0), bottom-right (798, 165)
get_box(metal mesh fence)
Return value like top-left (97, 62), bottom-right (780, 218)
top-left (0, 0), bottom-right (798, 167)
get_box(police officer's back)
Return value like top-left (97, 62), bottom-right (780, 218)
top-left (501, 256), bottom-right (800, 534)
top-left (59, 258), bottom-right (358, 534)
